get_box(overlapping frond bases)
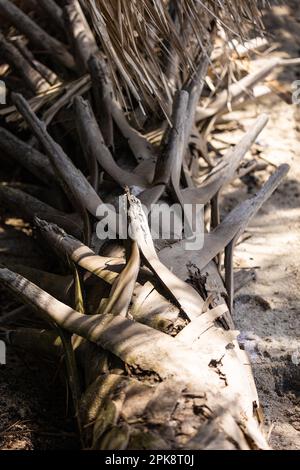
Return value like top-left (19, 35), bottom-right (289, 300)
top-left (84, 0), bottom-right (263, 115)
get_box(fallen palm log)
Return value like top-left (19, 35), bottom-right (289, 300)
top-left (0, 0), bottom-right (289, 451)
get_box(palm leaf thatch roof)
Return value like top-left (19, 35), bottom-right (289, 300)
top-left (83, 0), bottom-right (264, 116)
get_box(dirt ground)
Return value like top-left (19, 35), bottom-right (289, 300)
top-left (222, 0), bottom-right (300, 450)
top-left (0, 0), bottom-right (299, 450)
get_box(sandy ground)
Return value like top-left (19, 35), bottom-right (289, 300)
top-left (0, 0), bottom-right (299, 450)
top-left (219, 1), bottom-right (300, 450)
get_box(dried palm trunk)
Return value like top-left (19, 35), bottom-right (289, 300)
top-left (0, 0), bottom-right (288, 450)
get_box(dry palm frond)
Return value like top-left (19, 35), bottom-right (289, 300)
top-left (83, 0), bottom-right (264, 116)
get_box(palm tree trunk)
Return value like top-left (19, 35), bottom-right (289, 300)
top-left (0, 0), bottom-right (288, 450)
